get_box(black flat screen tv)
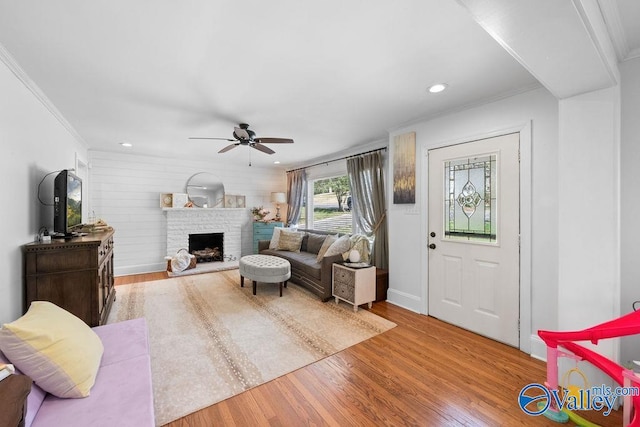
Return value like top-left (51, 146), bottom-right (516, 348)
top-left (53, 169), bottom-right (82, 237)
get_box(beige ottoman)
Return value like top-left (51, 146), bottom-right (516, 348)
top-left (239, 255), bottom-right (291, 297)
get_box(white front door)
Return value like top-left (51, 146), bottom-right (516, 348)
top-left (427, 133), bottom-right (520, 347)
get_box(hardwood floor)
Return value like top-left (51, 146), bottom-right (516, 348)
top-left (116, 273), bottom-right (623, 426)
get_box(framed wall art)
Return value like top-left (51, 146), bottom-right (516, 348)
top-left (393, 132), bottom-right (416, 204)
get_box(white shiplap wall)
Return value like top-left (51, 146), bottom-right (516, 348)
top-left (88, 150), bottom-right (286, 276)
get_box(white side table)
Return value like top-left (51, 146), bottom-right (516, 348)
top-left (332, 263), bottom-right (376, 312)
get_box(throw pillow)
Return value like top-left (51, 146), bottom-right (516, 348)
top-left (323, 234), bottom-right (351, 259)
top-left (316, 234), bottom-right (339, 262)
top-left (306, 233), bottom-right (327, 255)
top-left (276, 230), bottom-right (305, 252)
top-left (269, 227), bottom-right (286, 249)
top-left (0, 301), bottom-right (104, 399)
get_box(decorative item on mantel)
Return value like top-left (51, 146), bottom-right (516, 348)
top-left (271, 192), bottom-right (286, 221)
top-left (160, 193), bottom-right (190, 208)
top-left (251, 206), bottom-right (270, 222)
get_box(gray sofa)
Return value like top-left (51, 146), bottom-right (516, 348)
top-left (258, 229), bottom-right (345, 301)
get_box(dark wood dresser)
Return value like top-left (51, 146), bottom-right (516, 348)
top-left (22, 229), bottom-right (115, 327)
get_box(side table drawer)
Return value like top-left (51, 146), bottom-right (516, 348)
top-left (334, 268), bottom-right (355, 286)
top-left (334, 280), bottom-right (355, 302)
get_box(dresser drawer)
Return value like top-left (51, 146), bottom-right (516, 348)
top-left (253, 222), bottom-right (283, 253)
top-left (254, 229), bottom-right (277, 238)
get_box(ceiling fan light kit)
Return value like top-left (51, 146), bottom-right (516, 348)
top-left (189, 123), bottom-right (294, 156)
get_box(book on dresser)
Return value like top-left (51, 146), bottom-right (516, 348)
top-left (22, 229), bottom-right (115, 327)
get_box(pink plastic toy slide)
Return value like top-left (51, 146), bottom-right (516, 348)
top-left (538, 310), bottom-right (640, 426)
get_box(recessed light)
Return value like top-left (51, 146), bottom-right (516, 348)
top-left (428, 83), bottom-right (448, 93)
top-left (120, 142), bottom-right (133, 148)
top-left (273, 160), bottom-right (281, 164)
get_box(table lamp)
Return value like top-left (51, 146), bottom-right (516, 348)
top-left (271, 192), bottom-right (287, 221)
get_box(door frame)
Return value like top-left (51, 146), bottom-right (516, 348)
top-left (419, 122), bottom-right (532, 354)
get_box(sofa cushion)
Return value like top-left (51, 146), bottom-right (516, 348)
top-left (30, 354), bottom-right (154, 427)
top-left (260, 249), bottom-right (322, 280)
top-left (305, 233), bottom-right (326, 255)
top-left (0, 301), bottom-right (103, 399)
top-left (93, 318), bottom-right (150, 367)
top-left (276, 230), bottom-right (305, 252)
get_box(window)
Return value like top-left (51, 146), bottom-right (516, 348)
top-left (444, 154), bottom-right (496, 242)
top-left (304, 176), bottom-right (352, 234)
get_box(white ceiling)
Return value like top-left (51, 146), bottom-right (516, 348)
top-left (0, 1), bottom-right (637, 168)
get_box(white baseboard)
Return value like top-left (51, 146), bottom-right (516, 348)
top-left (386, 288), bottom-right (423, 313)
top-left (115, 262), bottom-right (165, 277)
top-left (530, 334), bottom-right (547, 361)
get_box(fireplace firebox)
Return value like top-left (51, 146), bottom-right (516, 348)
top-left (188, 233), bottom-right (224, 263)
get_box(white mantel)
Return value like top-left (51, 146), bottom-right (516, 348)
top-left (164, 208), bottom-right (247, 260)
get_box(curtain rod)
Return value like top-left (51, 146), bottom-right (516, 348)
top-left (286, 147), bottom-right (387, 173)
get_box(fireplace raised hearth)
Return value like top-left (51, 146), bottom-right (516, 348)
top-left (189, 232), bottom-right (224, 263)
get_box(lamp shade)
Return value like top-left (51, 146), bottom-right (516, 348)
top-left (271, 192), bottom-right (287, 204)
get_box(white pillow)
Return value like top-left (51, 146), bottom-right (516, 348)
top-left (316, 234), bottom-right (339, 262)
top-left (269, 227), bottom-right (287, 249)
top-left (323, 235), bottom-right (351, 258)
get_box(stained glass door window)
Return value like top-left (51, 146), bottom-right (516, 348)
top-left (444, 154), bottom-right (496, 242)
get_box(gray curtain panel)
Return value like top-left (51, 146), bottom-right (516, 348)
top-left (346, 151), bottom-right (388, 269)
top-left (286, 169), bottom-right (307, 226)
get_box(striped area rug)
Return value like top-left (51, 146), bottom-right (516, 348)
top-left (107, 270), bottom-right (395, 426)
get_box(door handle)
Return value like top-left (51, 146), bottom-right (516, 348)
top-left (429, 243), bottom-right (436, 249)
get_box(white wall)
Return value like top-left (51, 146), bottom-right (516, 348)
top-left (386, 87), bottom-right (559, 357)
top-left (0, 56), bottom-right (87, 324)
top-left (620, 57), bottom-right (640, 367)
top-left (88, 151), bottom-right (286, 275)
top-left (558, 86), bottom-right (620, 341)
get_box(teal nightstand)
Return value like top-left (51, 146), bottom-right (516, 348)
top-left (253, 221), bottom-right (283, 253)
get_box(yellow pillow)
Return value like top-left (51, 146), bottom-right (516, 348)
top-left (0, 301), bottom-right (104, 398)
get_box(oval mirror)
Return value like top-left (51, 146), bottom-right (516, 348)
top-left (186, 173), bottom-right (225, 208)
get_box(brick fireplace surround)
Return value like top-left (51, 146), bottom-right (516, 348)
top-left (164, 208), bottom-right (246, 274)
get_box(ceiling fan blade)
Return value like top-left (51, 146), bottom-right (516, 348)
top-left (233, 127), bottom-right (251, 140)
top-left (189, 137), bottom-right (235, 141)
top-left (254, 137), bottom-right (294, 144)
top-left (218, 143), bottom-right (240, 153)
top-left (252, 143), bottom-right (275, 155)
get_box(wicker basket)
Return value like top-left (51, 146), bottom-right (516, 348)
top-left (166, 248), bottom-right (196, 272)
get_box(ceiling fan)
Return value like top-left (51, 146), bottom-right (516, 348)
top-left (189, 123), bottom-right (294, 155)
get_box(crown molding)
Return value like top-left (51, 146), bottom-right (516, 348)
top-left (624, 47), bottom-right (640, 62)
top-left (0, 42), bottom-right (87, 147)
top-left (597, 0), bottom-right (631, 62)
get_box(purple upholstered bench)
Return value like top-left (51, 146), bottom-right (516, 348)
top-left (0, 318), bottom-right (155, 427)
